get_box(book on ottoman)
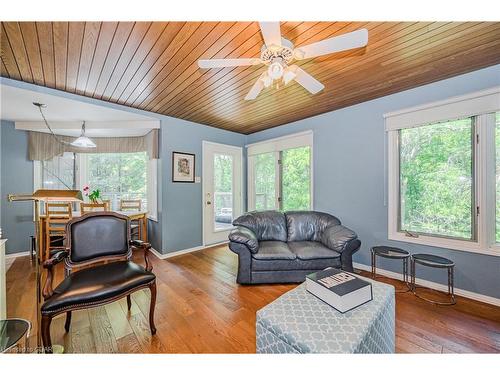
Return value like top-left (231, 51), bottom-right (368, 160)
top-left (306, 268), bottom-right (373, 313)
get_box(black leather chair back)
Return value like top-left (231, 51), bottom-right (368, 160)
top-left (66, 212), bottom-right (131, 264)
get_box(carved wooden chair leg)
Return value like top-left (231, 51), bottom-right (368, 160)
top-left (64, 312), bottom-right (72, 332)
top-left (41, 315), bottom-right (53, 353)
top-left (127, 295), bottom-right (132, 311)
top-left (148, 282), bottom-right (157, 335)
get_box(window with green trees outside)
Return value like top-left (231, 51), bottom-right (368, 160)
top-left (85, 152), bottom-right (148, 211)
top-left (281, 146), bottom-right (311, 211)
top-left (399, 117), bottom-right (474, 240)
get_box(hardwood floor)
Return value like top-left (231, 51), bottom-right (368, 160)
top-left (5, 245), bottom-right (500, 353)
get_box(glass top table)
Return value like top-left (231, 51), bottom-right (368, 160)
top-left (411, 253), bottom-right (455, 267)
top-left (371, 246), bottom-right (410, 259)
top-left (0, 319), bottom-right (31, 353)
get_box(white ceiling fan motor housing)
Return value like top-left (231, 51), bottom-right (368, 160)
top-left (260, 38), bottom-right (294, 65)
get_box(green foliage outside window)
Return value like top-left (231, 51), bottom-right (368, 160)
top-left (282, 146), bottom-right (311, 211)
top-left (399, 118), bottom-right (473, 239)
top-left (86, 152), bottom-right (148, 211)
top-left (213, 154), bottom-right (233, 216)
top-left (254, 153), bottom-right (276, 210)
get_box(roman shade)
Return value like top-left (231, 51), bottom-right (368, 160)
top-left (28, 129), bottom-right (159, 160)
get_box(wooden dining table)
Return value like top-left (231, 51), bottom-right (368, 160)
top-left (39, 210), bottom-right (148, 260)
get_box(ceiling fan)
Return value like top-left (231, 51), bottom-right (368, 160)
top-left (198, 22), bottom-right (368, 100)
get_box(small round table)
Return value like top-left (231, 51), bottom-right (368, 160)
top-left (410, 253), bottom-right (456, 305)
top-left (0, 318), bottom-right (31, 353)
top-left (371, 246), bottom-right (411, 292)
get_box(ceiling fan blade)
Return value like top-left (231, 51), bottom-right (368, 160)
top-left (244, 73), bottom-right (267, 100)
top-left (198, 58), bottom-right (261, 69)
top-left (259, 22), bottom-right (282, 47)
top-left (290, 66), bottom-right (324, 94)
top-left (294, 28), bottom-right (368, 60)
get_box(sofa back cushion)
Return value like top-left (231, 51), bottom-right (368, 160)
top-left (285, 211), bottom-right (341, 242)
top-left (233, 211), bottom-right (287, 242)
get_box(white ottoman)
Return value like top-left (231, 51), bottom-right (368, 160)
top-left (256, 276), bottom-right (395, 353)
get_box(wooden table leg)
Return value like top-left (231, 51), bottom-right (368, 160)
top-left (142, 215), bottom-right (148, 242)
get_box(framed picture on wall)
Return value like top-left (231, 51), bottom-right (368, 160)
top-left (172, 151), bottom-right (195, 183)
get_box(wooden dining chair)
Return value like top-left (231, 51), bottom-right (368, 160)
top-left (80, 202), bottom-right (109, 214)
top-left (119, 199), bottom-right (142, 211)
top-left (44, 203), bottom-right (72, 261)
top-left (120, 199), bottom-right (142, 239)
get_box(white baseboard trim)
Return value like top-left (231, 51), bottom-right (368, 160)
top-left (5, 251), bottom-right (30, 271)
top-left (151, 241), bottom-right (229, 260)
top-left (353, 262), bottom-right (500, 307)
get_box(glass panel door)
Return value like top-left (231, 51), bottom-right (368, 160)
top-left (214, 153), bottom-right (234, 231)
top-left (203, 142), bottom-right (242, 245)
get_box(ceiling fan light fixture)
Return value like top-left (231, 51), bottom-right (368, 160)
top-left (70, 122), bottom-right (97, 148)
top-left (268, 60), bottom-right (284, 80)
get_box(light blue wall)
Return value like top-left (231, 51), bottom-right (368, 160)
top-left (160, 117), bottom-right (246, 252)
top-left (0, 77), bottom-right (247, 255)
top-left (247, 64), bottom-right (500, 299)
top-left (1, 120), bottom-right (34, 254)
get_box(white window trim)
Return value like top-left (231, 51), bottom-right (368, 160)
top-left (386, 87), bottom-right (500, 257)
top-left (34, 153), bottom-right (159, 222)
top-left (247, 130), bottom-right (314, 212)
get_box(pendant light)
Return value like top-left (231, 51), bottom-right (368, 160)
top-left (70, 122), bottom-right (96, 148)
top-left (33, 102), bottom-right (96, 148)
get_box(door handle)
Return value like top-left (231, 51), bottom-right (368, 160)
top-left (206, 201), bottom-right (212, 205)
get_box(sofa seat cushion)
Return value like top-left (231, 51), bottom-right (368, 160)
top-left (41, 261), bottom-right (155, 314)
top-left (252, 257), bottom-right (341, 272)
top-left (288, 241), bottom-right (341, 260)
top-left (252, 241), bottom-right (296, 260)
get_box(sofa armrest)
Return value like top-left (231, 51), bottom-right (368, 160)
top-left (321, 224), bottom-right (357, 252)
top-left (228, 226), bottom-right (259, 254)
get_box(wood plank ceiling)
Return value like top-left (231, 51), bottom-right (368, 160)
top-left (1, 22), bottom-right (500, 134)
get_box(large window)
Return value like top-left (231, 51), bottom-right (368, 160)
top-left (254, 152), bottom-right (276, 211)
top-left (282, 146), bottom-right (311, 211)
top-left (40, 152), bottom-right (76, 190)
top-left (83, 152), bottom-right (148, 211)
top-left (248, 131), bottom-right (312, 212)
top-left (399, 118), bottom-right (474, 240)
top-left (387, 86), bottom-right (500, 255)
top-left (35, 151), bottom-right (157, 220)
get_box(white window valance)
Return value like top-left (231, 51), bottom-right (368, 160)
top-left (28, 129), bottom-right (159, 161)
top-left (246, 130), bottom-right (313, 156)
top-left (384, 86), bottom-right (500, 131)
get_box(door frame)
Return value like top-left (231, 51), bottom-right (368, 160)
top-left (202, 141), bottom-right (243, 246)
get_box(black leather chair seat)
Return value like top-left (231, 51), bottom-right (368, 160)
top-left (41, 261), bottom-right (155, 314)
top-left (251, 241), bottom-right (296, 260)
top-left (288, 241), bottom-right (341, 260)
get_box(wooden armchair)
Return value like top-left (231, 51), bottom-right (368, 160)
top-left (40, 212), bottom-right (156, 353)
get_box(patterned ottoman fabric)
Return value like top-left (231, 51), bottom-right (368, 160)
top-left (256, 277), bottom-right (395, 353)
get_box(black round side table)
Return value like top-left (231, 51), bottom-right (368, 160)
top-left (0, 318), bottom-right (31, 353)
top-left (410, 253), bottom-right (456, 305)
top-left (371, 246), bottom-right (411, 292)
